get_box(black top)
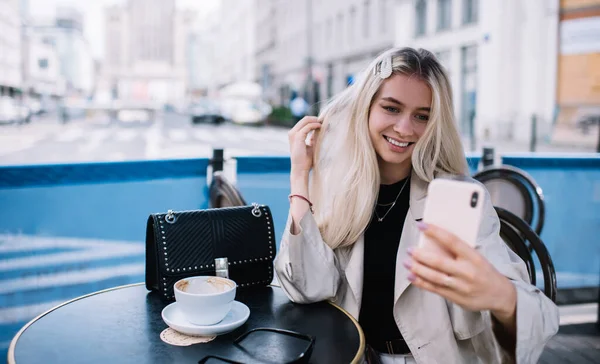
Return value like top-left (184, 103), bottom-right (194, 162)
top-left (359, 176), bottom-right (411, 349)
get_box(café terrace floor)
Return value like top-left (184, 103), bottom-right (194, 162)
top-left (540, 303), bottom-right (599, 364)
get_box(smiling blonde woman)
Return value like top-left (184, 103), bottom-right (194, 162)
top-left (274, 48), bottom-right (558, 364)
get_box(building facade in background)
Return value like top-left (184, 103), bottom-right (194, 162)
top-left (255, 0), bottom-right (277, 104)
top-left (23, 31), bottom-right (66, 100)
top-left (0, 0), bottom-right (23, 97)
top-left (258, 0), bottom-right (395, 108)
top-left (187, 10), bottom-right (220, 99)
top-left (213, 0), bottom-right (257, 89)
top-left (29, 6), bottom-right (95, 99)
top-left (312, 0), bottom-right (396, 103)
top-left (208, 0), bottom-right (395, 108)
top-left (103, 0), bottom-right (195, 107)
top-left (395, 0), bottom-right (559, 146)
top-left (557, 0), bottom-right (600, 131)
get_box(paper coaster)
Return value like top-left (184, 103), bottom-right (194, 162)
top-left (160, 328), bottom-right (216, 346)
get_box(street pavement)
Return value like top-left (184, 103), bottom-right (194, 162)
top-left (0, 112), bottom-right (291, 166)
top-left (1, 113), bottom-right (596, 167)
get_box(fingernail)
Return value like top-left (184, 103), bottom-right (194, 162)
top-left (407, 273), bottom-right (416, 282)
top-left (407, 247), bottom-right (414, 256)
top-left (403, 260), bottom-right (412, 269)
top-left (416, 221), bottom-right (428, 231)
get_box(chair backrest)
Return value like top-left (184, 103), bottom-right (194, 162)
top-left (209, 171), bottom-right (247, 208)
top-left (473, 165), bottom-right (545, 235)
top-left (495, 206), bottom-right (557, 302)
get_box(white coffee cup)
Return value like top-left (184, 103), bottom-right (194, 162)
top-left (174, 276), bottom-right (237, 326)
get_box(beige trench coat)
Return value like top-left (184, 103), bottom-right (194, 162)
top-left (274, 171), bottom-right (559, 363)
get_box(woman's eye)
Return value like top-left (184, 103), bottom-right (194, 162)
top-left (383, 106), bottom-right (399, 113)
top-left (415, 114), bottom-right (429, 122)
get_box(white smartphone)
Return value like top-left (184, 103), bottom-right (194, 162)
top-left (418, 178), bottom-right (485, 252)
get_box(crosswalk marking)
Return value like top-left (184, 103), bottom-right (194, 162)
top-left (0, 234), bottom-right (140, 252)
top-left (0, 263), bottom-right (144, 294)
top-left (168, 129), bottom-right (188, 142)
top-left (55, 128), bottom-right (85, 142)
top-left (0, 299), bottom-right (65, 324)
top-left (0, 135), bottom-right (45, 157)
top-left (78, 129), bottom-right (112, 152)
top-left (0, 245), bottom-right (143, 271)
top-left (192, 129), bottom-right (213, 143)
top-left (0, 234), bottom-right (147, 356)
top-left (215, 131), bottom-right (241, 143)
top-left (114, 129), bottom-right (138, 142)
top-left (144, 126), bottom-right (162, 159)
top-left (159, 145), bottom-right (214, 159)
top-left (0, 122), bottom-right (292, 165)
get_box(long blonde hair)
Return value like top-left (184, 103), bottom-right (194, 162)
top-left (310, 47), bottom-right (468, 250)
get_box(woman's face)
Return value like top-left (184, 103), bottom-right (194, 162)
top-left (368, 73), bottom-right (432, 180)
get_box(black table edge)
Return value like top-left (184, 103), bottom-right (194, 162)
top-left (327, 300), bottom-right (366, 364)
top-left (7, 282), bottom-right (366, 364)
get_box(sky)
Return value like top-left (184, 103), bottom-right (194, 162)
top-left (27, 0), bottom-right (221, 60)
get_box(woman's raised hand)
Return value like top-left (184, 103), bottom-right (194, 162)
top-left (288, 116), bottom-right (321, 174)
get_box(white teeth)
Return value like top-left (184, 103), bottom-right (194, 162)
top-left (386, 137), bottom-right (409, 147)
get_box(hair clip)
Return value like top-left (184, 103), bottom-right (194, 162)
top-left (378, 55), bottom-right (393, 79)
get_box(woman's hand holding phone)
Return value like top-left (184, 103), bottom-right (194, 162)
top-left (405, 178), bottom-right (517, 328)
top-left (406, 223), bottom-right (516, 319)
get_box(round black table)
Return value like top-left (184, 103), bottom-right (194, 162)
top-left (8, 283), bottom-right (364, 364)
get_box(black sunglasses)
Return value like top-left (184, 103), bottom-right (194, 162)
top-left (198, 327), bottom-right (315, 364)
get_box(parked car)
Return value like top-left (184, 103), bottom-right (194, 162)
top-left (188, 99), bottom-right (225, 125)
top-left (217, 82), bottom-right (271, 126)
top-left (577, 114), bottom-right (600, 135)
top-left (0, 97), bottom-right (31, 124)
top-left (117, 109), bottom-right (153, 126)
top-left (227, 99), bottom-right (270, 126)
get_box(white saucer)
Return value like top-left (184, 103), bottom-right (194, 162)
top-left (162, 301), bottom-right (250, 337)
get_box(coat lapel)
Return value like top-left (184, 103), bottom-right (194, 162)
top-left (394, 170), bottom-right (429, 304)
top-left (344, 235), bottom-right (364, 316)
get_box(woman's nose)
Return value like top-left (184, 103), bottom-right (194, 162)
top-left (392, 114), bottom-right (413, 135)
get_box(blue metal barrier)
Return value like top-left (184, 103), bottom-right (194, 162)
top-left (0, 159), bottom-right (210, 240)
top-left (501, 154), bottom-right (600, 290)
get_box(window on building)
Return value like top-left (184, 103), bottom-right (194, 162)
top-left (435, 50), bottom-right (451, 79)
top-left (314, 22), bottom-right (321, 53)
top-left (460, 45), bottom-right (478, 140)
top-left (463, 0), bottom-right (478, 24)
top-left (337, 13), bottom-right (344, 48)
top-left (38, 58), bottom-right (49, 69)
top-left (42, 37), bottom-right (54, 46)
top-left (349, 7), bottom-right (356, 41)
top-left (379, 0), bottom-right (387, 33)
top-left (327, 63), bottom-right (334, 98)
top-left (364, 0), bottom-right (371, 38)
top-left (437, 0), bottom-right (452, 31)
top-left (326, 18), bottom-right (333, 49)
top-left (415, 0), bottom-right (427, 36)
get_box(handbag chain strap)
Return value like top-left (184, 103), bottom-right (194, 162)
top-left (251, 203), bottom-right (262, 217)
top-left (164, 205), bottom-right (262, 224)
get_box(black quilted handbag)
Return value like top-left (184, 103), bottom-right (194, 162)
top-left (145, 203), bottom-right (276, 301)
